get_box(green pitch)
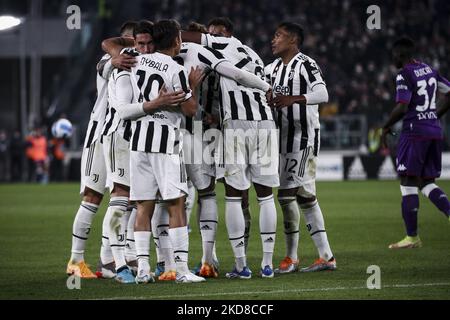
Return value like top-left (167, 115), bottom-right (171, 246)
top-left (0, 181), bottom-right (449, 300)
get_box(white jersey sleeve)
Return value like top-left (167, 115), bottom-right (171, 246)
top-left (300, 59), bottom-right (326, 90)
top-left (115, 71), bottom-right (146, 120)
top-left (171, 65), bottom-right (193, 102)
top-left (97, 54), bottom-right (113, 80)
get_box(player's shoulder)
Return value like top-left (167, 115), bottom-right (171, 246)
top-left (100, 53), bottom-right (111, 60)
top-left (295, 52), bottom-right (318, 65)
top-left (120, 47), bottom-right (140, 57)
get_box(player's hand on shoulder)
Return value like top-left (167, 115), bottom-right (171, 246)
top-left (112, 53), bottom-right (137, 71)
top-left (188, 66), bottom-right (205, 90)
top-left (157, 85), bottom-right (187, 106)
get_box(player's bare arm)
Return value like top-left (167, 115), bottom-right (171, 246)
top-left (381, 102), bottom-right (408, 148)
top-left (102, 37), bottom-right (135, 57)
top-left (437, 92), bottom-right (450, 119)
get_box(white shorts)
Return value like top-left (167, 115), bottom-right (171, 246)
top-left (103, 132), bottom-right (130, 188)
top-left (80, 139), bottom-right (108, 195)
top-left (183, 132), bottom-right (215, 191)
top-left (129, 150), bottom-right (188, 201)
top-left (279, 146), bottom-right (317, 198)
top-left (223, 120), bottom-right (279, 190)
top-left (185, 163), bottom-right (215, 191)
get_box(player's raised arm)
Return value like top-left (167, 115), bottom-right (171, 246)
top-left (102, 37), bottom-right (135, 57)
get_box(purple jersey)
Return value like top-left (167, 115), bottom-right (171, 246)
top-left (395, 61), bottom-right (450, 139)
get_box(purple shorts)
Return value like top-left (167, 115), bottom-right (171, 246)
top-left (396, 135), bottom-right (442, 178)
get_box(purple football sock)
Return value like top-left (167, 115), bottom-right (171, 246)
top-left (402, 194), bottom-right (419, 237)
top-left (428, 188), bottom-right (450, 217)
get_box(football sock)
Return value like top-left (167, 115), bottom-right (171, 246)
top-left (70, 201), bottom-right (99, 263)
top-left (258, 195), bottom-right (277, 269)
top-left (401, 186), bottom-right (420, 237)
top-left (225, 197), bottom-right (247, 271)
top-left (105, 196), bottom-right (128, 271)
top-left (300, 199), bottom-right (334, 261)
top-left (278, 196), bottom-right (300, 261)
top-left (186, 182), bottom-right (196, 227)
top-left (151, 203), bottom-right (164, 263)
top-left (155, 204), bottom-right (174, 271)
top-left (125, 204), bottom-right (137, 262)
top-left (169, 226), bottom-right (190, 274)
top-left (421, 184), bottom-right (450, 218)
top-left (134, 231), bottom-right (151, 274)
top-left (199, 191), bottom-right (218, 264)
top-left (243, 205), bottom-right (252, 254)
top-left (100, 235), bottom-right (114, 265)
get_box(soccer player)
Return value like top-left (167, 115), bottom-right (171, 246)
top-left (267, 22), bottom-right (336, 273)
top-left (112, 19), bottom-right (206, 283)
top-left (182, 25), bottom-right (279, 279)
top-left (177, 26), bottom-right (273, 278)
top-left (66, 21), bottom-right (138, 278)
top-left (98, 21), bottom-right (155, 283)
top-left (381, 37), bottom-right (450, 249)
top-left (205, 17), bottom-right (261, 252)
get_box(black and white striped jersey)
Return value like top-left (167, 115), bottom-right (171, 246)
top-left (174, 42), bottom-right (226, 134)
top-left (201, 34), bottom-right (272, 122)
top-left (102, 68), bottom-right (133, 141)
top-left (266, 52), bottom-right (325, 154)
top-left (83, 54), bottom-right (113, 148)
top-left (128, 52), bottom-right (192, 154)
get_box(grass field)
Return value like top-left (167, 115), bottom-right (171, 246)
top-left (0, 180), bottom-right (449, 300)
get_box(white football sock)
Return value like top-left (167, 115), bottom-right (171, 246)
top-left (169, 226), bottom-right (190, 274)
top-left (258, 195), bottom-right (277, 269)
top-left (151, 204), bottom-right (162, 263)
top-left (185, 182), bottom-right (196, 226)
top-left (134, 231), bottom-right (151, 274)
top-left (125, 205), bottom-right (137, 262)
top-left (225, 197), bottom-right (246, 271)
top-left (301, 200), bottom-right (333, 261)
top-left (100, 235), bottom-right (114, 265)
top-left (279, 197), bottom-right (300, 261)
top-left (156, 204), bottom-right (175, 271)
top-left (243, 205), bottom-right (251, 254)
top-left (199, 191), bottom-right (218, 264)
top-left (105, 196), bottom-right (128, 271)
top-left (70, 201), bottom-right (99, 263)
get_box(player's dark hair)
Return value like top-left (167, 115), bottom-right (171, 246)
top-left (133, 20), bottom-right (154, 39)
top-left (278, 22), bottom-right (304, 46)
top-left (152, 19), bottom-right (181, 50)
top-left (187, 21), bottom-right (208, 33)
top-left (392, 37), bottom-right (416, 60)
top-left (120, 20), bottom-right (138, 36)
top-left (207, 17), bottom-right (234, 34)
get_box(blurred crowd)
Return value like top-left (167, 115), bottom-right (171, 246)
top-left (0, 127), bottom-right (69, 183)
top-left (142, 0), bottom-right (450, 127)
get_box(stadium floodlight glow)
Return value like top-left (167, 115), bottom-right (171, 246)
top-left (0, 16), bottom-right (22, 31)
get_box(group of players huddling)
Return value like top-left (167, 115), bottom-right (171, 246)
top-left (66, 17), bottom-right (450, 284)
